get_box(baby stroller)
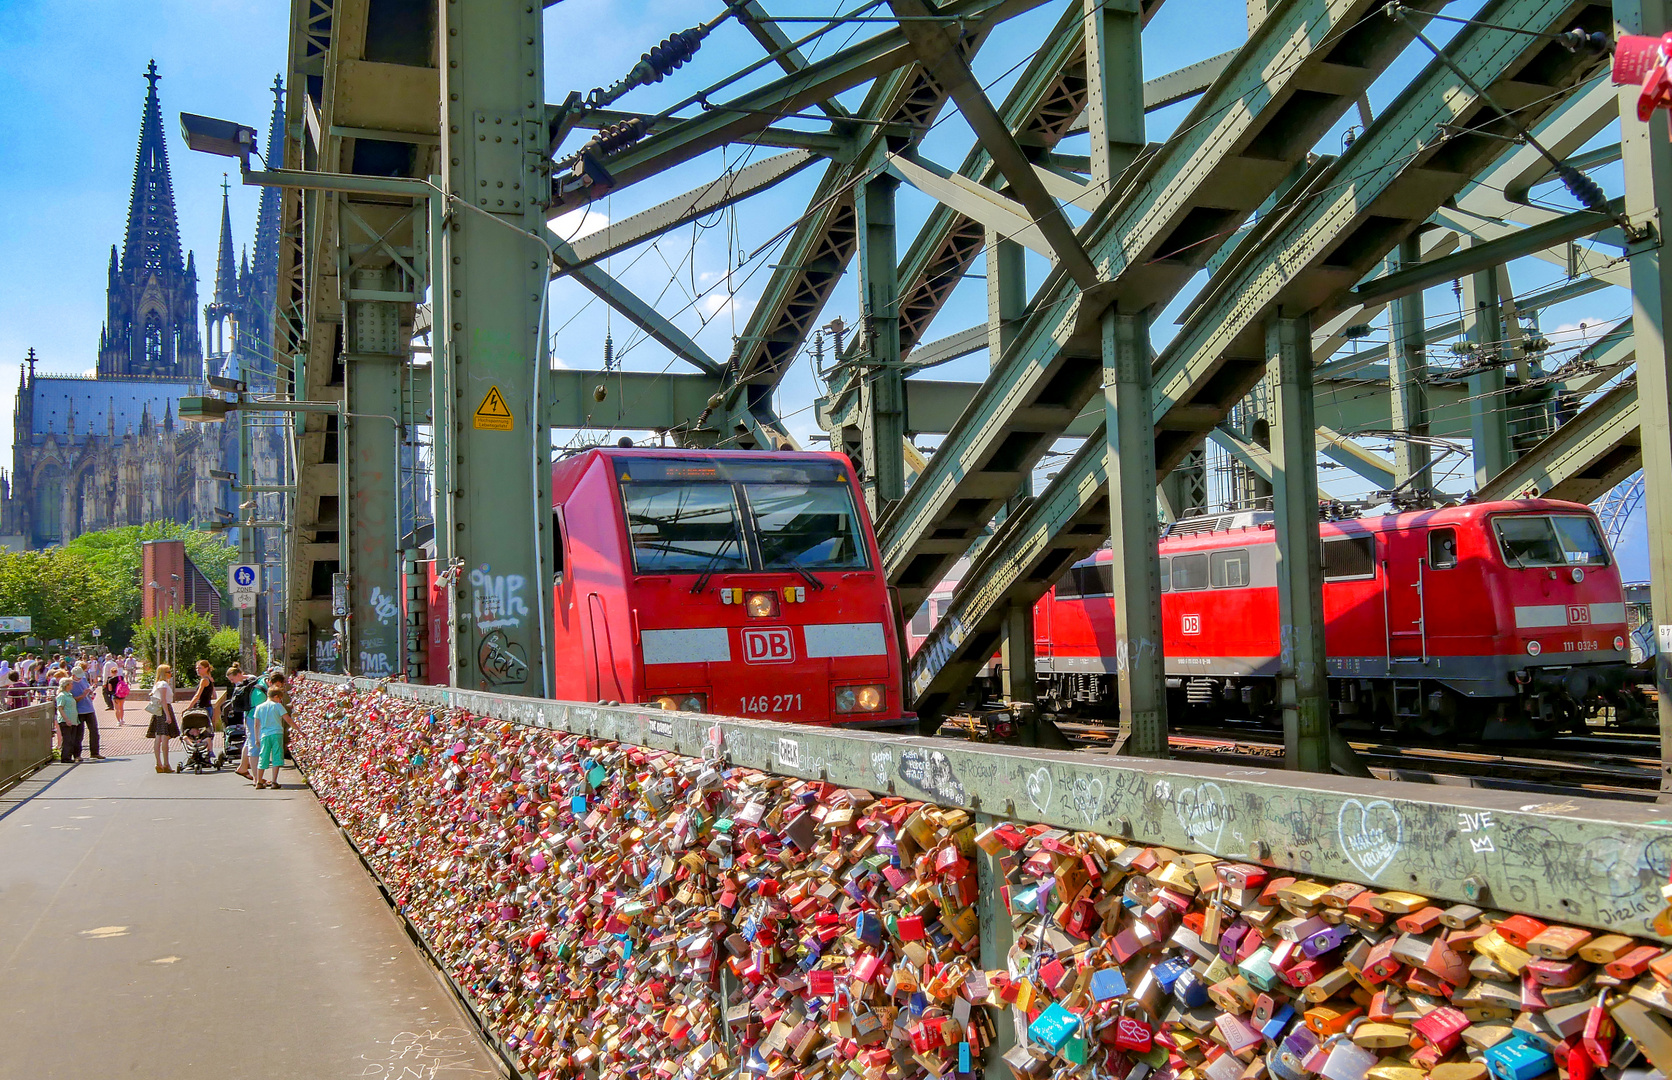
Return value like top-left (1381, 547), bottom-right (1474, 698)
top-left (177, 710), bottom-right (217, 774)
top-left (216, 720), bottom-right (247, 771)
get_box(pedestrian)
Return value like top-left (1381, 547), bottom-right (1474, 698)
top-left (240, 669), bottom-right (281, 779)
top-left (182, 659), bottom-right (216, 733)
top-left (100, 653), bottom-right (118, 710)
top-left (55, 677), bottom-right (81, 764)
top-left (146, 663), bottom-right (178, 773)
top-left (4, 670), bottom-right (27, 710)
top-left (111, 662), bottom-right (130, 726)
top-left (249, 685), bottom-right (290, 790)
top-left (218, 665), bottom-right (259, 777)
top-left (69, 663), bottom-right (102, 761)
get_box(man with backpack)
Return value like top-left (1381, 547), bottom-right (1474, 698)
top-left (219, 665), bottom-right (263, 779)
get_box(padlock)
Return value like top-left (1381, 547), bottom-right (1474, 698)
top-left (1091, 967), bottom-right (1129, 1002)
top-left (1113, 1002), bottom-right (1154, 1052)
top-left (1317, 1031), bottom-right (1379, 1080)
top-left (1482, 1033), bottom-right (1553, 1080)
top-left (1411, 1005), bottom-right (1470, 1053)
top-left (1581, 991), bottom-right (1615, 1066)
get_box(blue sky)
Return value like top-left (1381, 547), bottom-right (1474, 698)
top-left (0, 0), bottom-right (1644, 573)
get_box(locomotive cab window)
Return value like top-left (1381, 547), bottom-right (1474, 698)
top-left (747, 483), bottom-right (869, 570)
top-left (552, 511), bottom-right (566, 582)
top-left (1159, 557), bottom-right (1170, 592)
top-left (1493, 514), bottom-right (1609, 568)
top-left (1321, 535), bottom-right (1376, 581)
top-left (1428, 528), bottom-right (1457, 570)
top-left (620, 483), bottom-right (747, 574)
top-left (1172, 553), bottom-right (1209, 591)
top-left (1071, 564), bottom-right (1114, 597)
top-left (1210, 548), bottom-right (1250, 588)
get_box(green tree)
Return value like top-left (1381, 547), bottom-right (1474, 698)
top-left (61, 521), bottom-right (237, 645)
top-left (0, 548), bottom-right (125, 642)
top-left (132, 609), bottom-right (217, 680)
top-left (205, 628), bottom-right (267, 675)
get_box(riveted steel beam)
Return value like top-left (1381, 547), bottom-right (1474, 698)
top-left (903, 0), bottom-right (1609, 719)
top-left (1475, 379), bottom-right (1641, 504)
top-left (557, 150), bottom-right (816, 271)
top-left (884, 0), bottom-right (1454, 617)
top-left (315, 673), bottom-right (1672, 939)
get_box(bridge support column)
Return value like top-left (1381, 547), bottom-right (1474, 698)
top-left (1388, 236), bottom-right (1431, 500)
top-left (857, 171), bottom-right (905, 517)
top-left (1268, 314), bottom-right (1329, 772)
top-left (1102, 309), bottom-right (1167, 758)
top-left (1618, 0), bottom-right (1672, 798)
top-left (1083, 0), bottom-right (1145, 189)
top-left (988, 230), bottom-right (1034, 705)
top-left (437, 0), bottom-right (552, 695)
top-left (341, 351), bottom-right (403, 679)
top-left (1465, 259), bottom-right (1512, 488)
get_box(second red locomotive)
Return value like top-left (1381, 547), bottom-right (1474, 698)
top-left (906, 500), bottom-right (1642, 739)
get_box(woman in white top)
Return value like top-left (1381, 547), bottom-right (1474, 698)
top-left (146, 664), bottom-right (178, 773)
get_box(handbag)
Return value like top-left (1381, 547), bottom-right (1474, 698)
top-left (145, 698), bottom-right (164, 716)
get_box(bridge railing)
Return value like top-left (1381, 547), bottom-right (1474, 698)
top-left (293, 675), bottom-right (1672, 1080)
top-left (0, 702), bottom-right (56, 790)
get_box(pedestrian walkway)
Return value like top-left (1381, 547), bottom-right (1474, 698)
top-left (0, 740), bottom-right (503, 1078)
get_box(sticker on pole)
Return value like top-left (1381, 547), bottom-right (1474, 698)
top-left (474, 385), bottom-right (514, 431)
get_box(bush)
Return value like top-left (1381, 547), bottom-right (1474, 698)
top-left (205, 628), bottom-right (267, 677)
top-left (132, 609), bottom-right (216, 683)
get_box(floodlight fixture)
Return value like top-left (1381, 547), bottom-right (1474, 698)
top-left (207, 374), bottom-right (247, 394)
top-left (180, 113), bottom-right (257, 168)
top-left (209, 468), bottom-right (237, 483)
top-left (179, 396), bottom-right (233, 423)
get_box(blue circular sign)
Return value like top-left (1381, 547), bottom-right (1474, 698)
top-left (233, 566), bottom-right (256, 587)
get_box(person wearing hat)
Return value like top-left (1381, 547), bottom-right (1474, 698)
top-left (69, 663), bottom-right (102, 761)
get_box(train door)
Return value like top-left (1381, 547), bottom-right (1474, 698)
top-left (1384, 533), bottom-right (1426, 662)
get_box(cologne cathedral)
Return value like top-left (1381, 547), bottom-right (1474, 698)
top-left (0, 63), bottom-right (286, 549)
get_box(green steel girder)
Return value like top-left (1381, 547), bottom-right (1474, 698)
top-left (903, 0), bottom-right (1611, 720)
top-left (547, 0), bottom-right (1053, 215)
top-left (1476, 377), bottom-right (1642, 504)
top-left (550, 237), bottom-right (722, 375)
top-left (555, 150), bottom-right (817, 271)
top-left (728, 1), bottom-right (1095, 412)
top-left (882, 0), bottom-right (1454, 616)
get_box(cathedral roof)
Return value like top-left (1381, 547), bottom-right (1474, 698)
top-left (27, 375), bottom-right (201, 440)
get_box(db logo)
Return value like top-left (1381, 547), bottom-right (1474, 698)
top-left (1567, 605), bottom-right (1590, 625)
top-left (1181, 614), bottom-right (1202, 635)
top-left (742, 627), bottom-right (795, 664)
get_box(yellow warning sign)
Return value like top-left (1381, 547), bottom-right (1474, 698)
top-left (473, 385), bottom-right (514, 431)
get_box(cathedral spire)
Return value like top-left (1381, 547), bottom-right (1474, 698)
top-left (250, 76), bottom-right (285, 291)
top-left (214, 175), bottom-right (236, 305)
top-left (121, 61), bottom-right (185, 279)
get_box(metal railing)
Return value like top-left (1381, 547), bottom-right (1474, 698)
top-left (0, 703), bottom-right (56, 790)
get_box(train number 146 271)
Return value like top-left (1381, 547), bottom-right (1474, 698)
top-left (742, 694), bottom-right (803, 714)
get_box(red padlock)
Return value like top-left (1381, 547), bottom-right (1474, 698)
top-left (1114, 1002), bottom-right (1153, 1052)
top-left (1583, 991), bottom-right (1616, 1067)
top-left (1615, 32), bottom-right (1672, 134)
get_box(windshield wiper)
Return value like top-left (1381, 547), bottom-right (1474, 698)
top-left (690, 538), bottom-right (741, 595)
top-left (771, 553), bottom-right (826, 592)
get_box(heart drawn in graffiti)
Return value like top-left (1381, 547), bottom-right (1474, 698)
top-left (1025, 768), bottom-right (1053, 815)
top-left (1069, 776), bottom-right (1104, 825)
top-left (1172, 781), bottom-right (1228, 852)
top-left (1338, 798), bottom-right (1403, 880)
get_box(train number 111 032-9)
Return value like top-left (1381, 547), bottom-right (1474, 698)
top-left (742, 694), bottom-right (802, 714)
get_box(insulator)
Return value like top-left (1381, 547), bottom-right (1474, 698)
top-left (1555, 162), bottom-right (1609, 217)
top-left (602, 333), bottom-right (615, 371)
top-left (1556, 28), bottom-right (1611, 55)
top-left (644, 28), bottom-right (704, 79)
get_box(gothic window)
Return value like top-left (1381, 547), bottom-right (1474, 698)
top-left (34, 467), bottom-right (63, 544)
top-left (143, 313), bottom-right (164, 370)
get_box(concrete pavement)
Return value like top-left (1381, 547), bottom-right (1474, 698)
top-left (0, 745), bottom-right (503, 1078)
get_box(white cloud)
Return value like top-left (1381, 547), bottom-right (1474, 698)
top-left (699, 293), bottom-right (738, 319)
top-left (553, 208), bottom-right (609, 242)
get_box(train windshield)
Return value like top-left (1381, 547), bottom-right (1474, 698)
top-left (616, 457), bottom-right (869, 574)
top-left (1493, 514), bottom-right (1610, 568)
top-left (620, 484), bottom-right (748, 573)
top-left (747, 484), bottom-right (869, 570)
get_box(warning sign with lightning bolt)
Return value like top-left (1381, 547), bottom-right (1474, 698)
top-left (473, 385), bottom-right (514, 431)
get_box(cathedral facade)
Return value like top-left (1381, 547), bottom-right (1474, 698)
top-left (1, 63), bottom-right (285, 550)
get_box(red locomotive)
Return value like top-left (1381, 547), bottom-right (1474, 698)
top-left (1032, 499), bottom-right (1641, 738)
top-left (421, 449), bottom-right (910, 727)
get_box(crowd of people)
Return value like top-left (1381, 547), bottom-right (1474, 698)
top-left (24, 647), bottom-right (291, 788)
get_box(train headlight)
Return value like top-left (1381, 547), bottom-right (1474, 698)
top-left (1615, 635), bottom-right (1626, 651)
top-left (1571, 567), bottom-right (1585, 583)
top-left (836, 684), bottom-right (886, 713)
top-left (651, 693), bottom-right (707, 712)
top-left (745, 591), bottom-right (779, 618)
top-left (1526, 640), bottom-right (1542, 656)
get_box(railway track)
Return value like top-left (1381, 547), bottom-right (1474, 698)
top-left (1037, 719), bottom-right (1665, 801)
